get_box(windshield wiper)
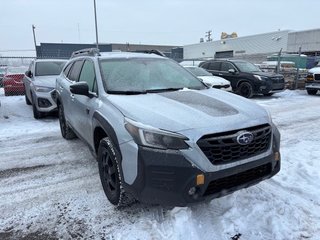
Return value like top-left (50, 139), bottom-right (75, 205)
top-left (146, 87), bottom-right (183, 93)
top-left (107, 90), bottom-right (147, 95)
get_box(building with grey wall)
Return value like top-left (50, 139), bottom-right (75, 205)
top-left (183, 28), bottom-right (320, 65)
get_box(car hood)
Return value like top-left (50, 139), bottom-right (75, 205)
top-left (107, 89), bottom-right (270, 137)
top-left (198, 76), bottom-right (230, 86)
top-left (252, 71), bottom-right (283, 78)
top-left (309, 67), bottom-right (320, 74)
top-left (33, 76), bottom-right (58, 88)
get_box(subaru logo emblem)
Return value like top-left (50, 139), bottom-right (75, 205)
top-left (237, 131), bottom-right (254, 145)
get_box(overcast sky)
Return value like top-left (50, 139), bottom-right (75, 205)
top-left (0, 0), bottom-right (319, 54)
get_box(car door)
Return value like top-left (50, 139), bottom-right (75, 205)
top-left (70, 59), bottom-right (99, 141)
top-left (24, 61), bottom-right (34, 101)
top-left (206, 61), bottom-right (221, 76)
top-left (59, 60), bottom-right (84, 124)
top-left (218, 62), bottom-right (239, 89)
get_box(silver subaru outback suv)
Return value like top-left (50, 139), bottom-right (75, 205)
top-left (55, 49), bottom-right (281, 207)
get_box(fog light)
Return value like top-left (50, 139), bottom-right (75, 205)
top-left (188, 187), bottom-right (196, 196)
top-left (274, 152), bottom-right (280, 161)
top-left (196, 174), bottom-right (205, 185)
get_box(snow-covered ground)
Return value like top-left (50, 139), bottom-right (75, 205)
top-left (0, 89), bottom-right (319, 240)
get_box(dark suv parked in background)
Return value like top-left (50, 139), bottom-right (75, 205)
top-left (199, 59), bottom-right (285, 98)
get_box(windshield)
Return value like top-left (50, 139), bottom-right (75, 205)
top-left (35, 61), bottom-right (66, 76)
top-left (233, 61), bottom-right (261, 72)
top-left (185, 67), bottom-right (212, 76)
top-left (100, 58), bottom-right (206, 93)
top-left (6, 67), bottom-right (27, 74)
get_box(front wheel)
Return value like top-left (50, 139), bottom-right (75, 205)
top-left (25, 93), bottom-right (31, 105)
top-left (237, 82), bottom-right (254, 98)
top-left (307, 89), bottom-right (318, 95)
top-left (58, 103), bottom-right (76, 139)
top-left (32, 95), bottom-right (43, 119)
top-left (98, 137), bottom-right (135, 207)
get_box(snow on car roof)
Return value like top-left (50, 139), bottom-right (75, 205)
top-left (98, 51), bottom-right (165, 59)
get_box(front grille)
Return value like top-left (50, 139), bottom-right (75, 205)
top-left (197, 124), bottom-right (272, 165)
top-left (203, 163), bottom-right (271, 196)
top-left (213, 84), bottom-right (230, 89)
top-left (271, 76), bottom-right (284, 84)
top-left (315, 74), bottom-right (320, 80)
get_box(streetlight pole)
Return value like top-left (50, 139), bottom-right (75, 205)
top-left (93, 0), bottom-right (99, 49)
top-left (32, 24), bottom-right (37, 57)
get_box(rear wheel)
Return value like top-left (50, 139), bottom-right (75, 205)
top-left (58, 103), bottom-right (76, 139)
top-left (237, 82), bottom-right (254, 98)
top-left (307, 89), bottom-right (318, 95)
top-left (98, 137), bottom-right (135, 207)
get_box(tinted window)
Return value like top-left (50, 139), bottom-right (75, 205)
top-left (208, 62), bottom-right (221, 71)
top-left (35, 61), bottom-right (66, 76)
top-left (63, 62), bottom-right (73, 77)
top-left (79, 60), bottom-right (96, 92)
top-left (221, 62), bottom-right (236, 72)
top-left (200, 62), bottom-right (210, 69)
top-left (185, 67), bottom-right (212, 76)
top-left (100, 58), bottom-right (205, 93)
top-left (233, 61), bottom-right (261, 72)
top-left (68, 60), bottom-right (84, 81)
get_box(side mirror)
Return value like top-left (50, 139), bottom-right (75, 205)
top-left (228, 69), bottom-right (236, 74)
top-left (25, 70), bottom-right (33, 78)
top-left (70, 82), bottom-right (90, 97)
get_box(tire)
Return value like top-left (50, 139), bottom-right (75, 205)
top-left (237, 82), bottom-right (254, 98)
top-left (25, 93), bottom-right (31, 105)
top-left (32, 95), bottom-right (43, 119)
top-left (307, 89), bottom-right (318, 95)
top-left (58, 103), bottom-right (76, 140)
top-left (98, 137), bottom-right (135, 207)
top-left (263, 93), bottom-right (274, 97)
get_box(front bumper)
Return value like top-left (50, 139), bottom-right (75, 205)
top-left (305, 81), bottom-right (320, 90)
top-left (34, 90), bottom-right (57, 112)
top-left (258, 80), bottom-right (285, 94)
top-left (125, 146), bottom-right (280, 206)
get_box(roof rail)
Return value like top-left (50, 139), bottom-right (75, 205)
top-left (143, 49), bottom-right (166, 57)
top-left (71, 48), bottom-right (100, 58)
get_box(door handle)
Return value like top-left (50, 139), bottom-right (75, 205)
top-left (86, 108), bottom-right (90, 114)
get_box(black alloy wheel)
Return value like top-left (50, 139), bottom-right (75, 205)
top-left (237, 82), bottom-right (254, 98)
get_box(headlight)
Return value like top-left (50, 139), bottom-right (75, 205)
top-left (125, 118), bottom-right (189, 150)
top-left (254, 75), bottom-right (268, 81)
top-left (35, 86), bottom-right (54, 92)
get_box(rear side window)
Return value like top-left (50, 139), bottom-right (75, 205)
top-left (78, 60), bottom-right (96, 92)
top-left (208, 62), bottom-right (221, 71)
top-left (221, 62), bottom-right (236, 72)
top-left (68, 60), bottom-right (84, 81)
top-left (200, 62), bottom-right (210, 69)
top-left (63, 62), bottom-right (73, 77)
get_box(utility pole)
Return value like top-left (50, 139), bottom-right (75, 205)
top-left (93, 0), bottom-right (99, 49)
top-left (276, 48), bottom-right (282, 74)
top-left (205, 30), bottom-right (212, 42)
top-left (32, 24), bottom-right (37, 57)
top-left (295, 46), bottom-right (302, 90)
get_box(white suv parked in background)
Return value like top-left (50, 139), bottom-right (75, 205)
top-left (23, 59), bottom-right (66, 119)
